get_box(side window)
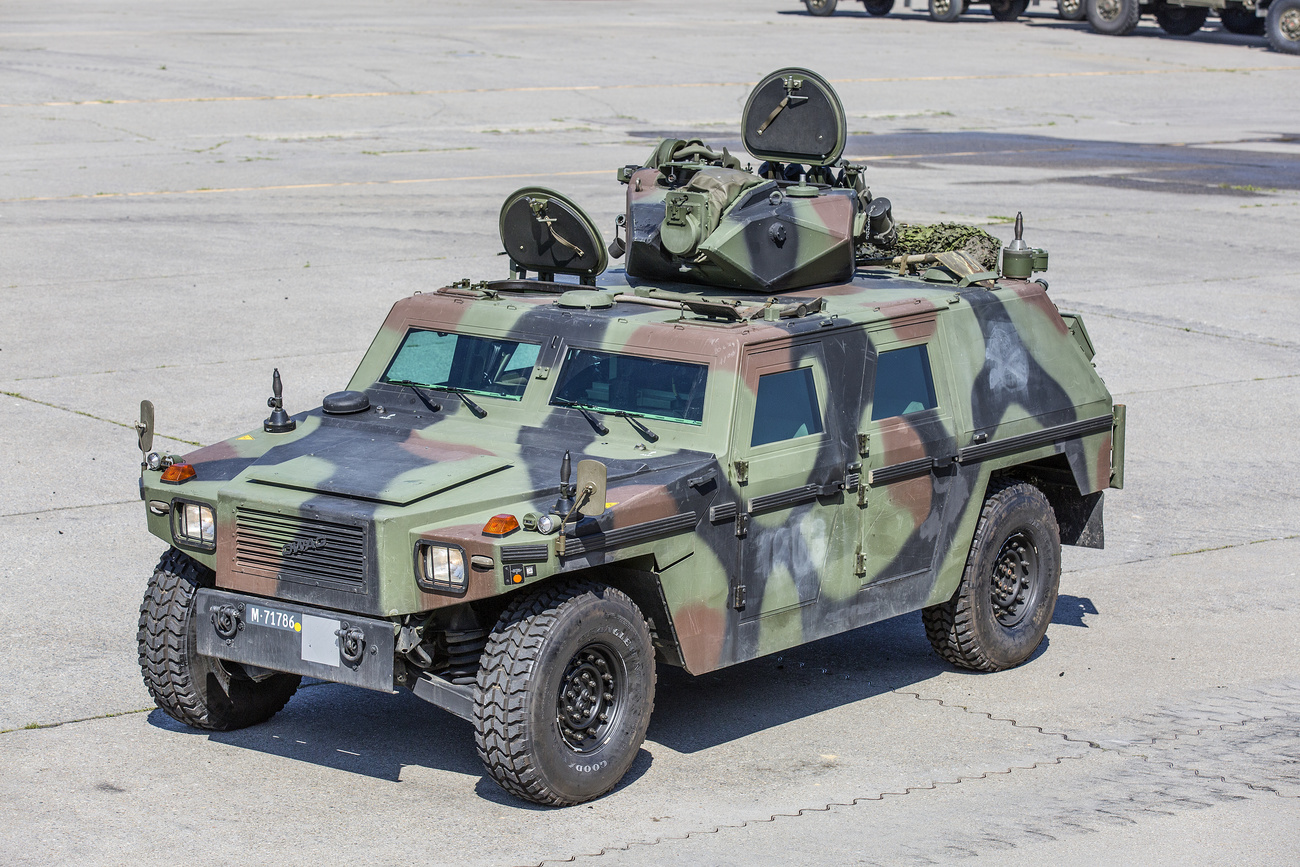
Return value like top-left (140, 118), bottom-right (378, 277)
top-left (871, 345), bottom-right (937, 421)
top-left (751, 367), bottom-right (824, 447)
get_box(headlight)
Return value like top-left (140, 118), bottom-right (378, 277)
top-left (416, 542), bottom-right (467, 595)
top-left (172, 500), bottom-right (215, 550)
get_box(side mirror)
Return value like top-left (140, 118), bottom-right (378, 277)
top-left (136, 400), bottom-right (155, 455)
top-left (573, 459), bottom-right (607, 518)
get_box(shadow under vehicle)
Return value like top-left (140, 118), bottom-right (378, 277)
top-left (133, 68), bottom-right (1126, 807)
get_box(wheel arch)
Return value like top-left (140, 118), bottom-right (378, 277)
top-left (993, 455), bottom-right (1104, 549)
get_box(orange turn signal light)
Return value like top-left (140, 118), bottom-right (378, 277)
top-left (482, 513), bottom-right (520, 538)
top-left (160, 463), bottom-right (196, 484)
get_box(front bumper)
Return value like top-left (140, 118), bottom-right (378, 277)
top-left (195, 588), bottom-right (397, 692)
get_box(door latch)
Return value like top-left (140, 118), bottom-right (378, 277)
top-left (733, 459), bottom-right (749, 485)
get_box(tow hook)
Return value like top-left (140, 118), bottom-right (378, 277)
top-left (337, 625), bottom-right (366, 666)
top-left (211, 605), bottom-right (242, 641)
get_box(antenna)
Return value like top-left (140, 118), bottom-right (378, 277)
top-left (263, 368), bottom-right (297, 433)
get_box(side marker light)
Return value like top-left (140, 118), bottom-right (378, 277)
top-left (482, 514), bottom-right (521, 537)
top-left (160, 463), bottom-right (196, 484)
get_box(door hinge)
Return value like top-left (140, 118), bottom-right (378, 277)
top-left (857, 484), bottom-right (868, 508)
top-left (854, 545), bottom-right (867, 576)
top-left (735, 512), bottom-right (750, 538)
top-left (732, 583), bottom-right (747, 610)
top-left (857, 433), bottom-right (870, 457)
top-left (733, 459), bottom-right (749, 485)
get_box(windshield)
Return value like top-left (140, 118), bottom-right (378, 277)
top-left (550, 348), bottom-right (707, 425)
top-left (382, 330), bottom-right (540, 400)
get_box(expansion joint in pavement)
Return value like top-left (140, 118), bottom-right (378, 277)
top-left (891, 688), bottom-right (1105, 751)
top-left (520, 754), bottom-right (1092, 867)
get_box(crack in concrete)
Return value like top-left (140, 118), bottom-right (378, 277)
top-left (2, 389), bottom-right (201, 445)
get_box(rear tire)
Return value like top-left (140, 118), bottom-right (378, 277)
top-left (137, 548), bottom-right (300, 730)
top-left (1154, 2), bottom-right (1208, 34)
top-left (863, 0), bottom-right (896, 14)
top-left (930, 0), bottom-right (965, 21)
top-left (474, 580), bottom-right (655, 806)
top-left (1220, 6), bottom-right (1265, 34)
top-left (805, 0), bottom-right (839, 15)
top-left (922, 480), bottom-right (1061, 672)
top-left (1058, 0), bottom-right (1087, 20)
top-left (1087, 0), bottom-right (1142, 34)
top-left (1267, 0), bottom-right (1300, 53)
top-left (990, 0), bottom-right (1030, 20)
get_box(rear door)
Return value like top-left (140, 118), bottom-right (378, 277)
top-left (859, 319), bottom-right (958, 586)
top-left (730, 342), bottom-right (852, 620)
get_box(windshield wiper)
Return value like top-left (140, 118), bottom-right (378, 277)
top-left (551, 398), bottom-right (609, 435)
top-left (615, 411), bottom-right (659, 443)
top-left (443, 386), bottom-right (488, 418)
top-left (386, 379), bottom-right (485, 418)
top-left (387, 380), bottom-right (443, 414)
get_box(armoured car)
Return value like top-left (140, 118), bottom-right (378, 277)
top-left (135, 69), bottom-right (1126, 806)
top-left (1085, 0), bottom-right (1298, 52)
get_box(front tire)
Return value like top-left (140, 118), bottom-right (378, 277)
top-left (474, 580), bottom-right (656, 806)
top-left (1268, 0), bottom-right (1300, 53)
top-left (137, 548), bottom-right (300, 730)
top-left (805, 0), bottom-right (839, 15)
top-left (1087, 0), bottom-right (1142, 34)
top-left (1154, 2), bottom-right (1208, 34)
top-left (863, 0), bottom-right (896, 14)
top-left (922, 480), bottom-right (1061, 672)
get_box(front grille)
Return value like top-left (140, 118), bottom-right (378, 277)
top-left (233, 507), bottom-right (367, 592)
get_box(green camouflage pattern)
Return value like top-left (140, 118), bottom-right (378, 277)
top-left (138, 68), bottom-right (1125, 686)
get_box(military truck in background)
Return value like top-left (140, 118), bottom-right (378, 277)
top-left (134, 68), bottom-right (1126, 806)
top-left (1086, 0), bottom-right (1299, 52)
top-left (803, 0), bottom-right (1088, 23)
top-left (802, 0), bottom-right (1299, 52)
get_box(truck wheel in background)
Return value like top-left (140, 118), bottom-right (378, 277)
top-left (991, 0), bottom-right (1031, 20)
top-left (1154, 1), bottom-right (1209, 34)
top-left (137, 548), bottom-right (300, 730)
top-left (1058, 0), bottom-right (1087, 20)
top-left (930, 0), bottom-right (965, 21)
top-left (805, 0), bottom-right (839, 15)
top-left (863, 0), bottom-right (896, 15)
top-left (1268, 0), bottom-right (1300, 52)
top-left (1087, 0), bottom-right (1142, 33)
top-left (474, 580), bottom-right (656, 806)
top-left (1220, 5), bottom-right (1266, 33)
top-left (922, 480), bottom-right (1062, 672)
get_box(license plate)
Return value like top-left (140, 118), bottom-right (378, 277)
top-left (245, 604), bottom-right (301, 633)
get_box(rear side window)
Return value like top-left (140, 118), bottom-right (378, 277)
top-left (751, 367), bottom-right (823, 447)
top-left (872, 345), bottom-right (937, 420)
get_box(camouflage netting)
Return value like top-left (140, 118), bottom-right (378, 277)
top-left (860, 222), bottom-right (1002, 272)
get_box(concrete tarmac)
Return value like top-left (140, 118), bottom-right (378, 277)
top-left (1, 1), bottom-right (1297, 865)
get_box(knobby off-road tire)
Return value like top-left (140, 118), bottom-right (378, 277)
top-left (922, 480), bottom-right (1061, 672)
top-left (1087, 0), bottom-right (1142, 34)
top-left (990, 0), bottom-right (1031, 20)
top-left (1154, 2), bottom-right (1208, 34)
top-left (805, 0), bottom-right (839, 16)
top-left (1219, 6), bottom-right (1265, 34)
top-left (1268, 0), bottom-right (1300, 53)
top-left (474, 580), bottom-right (656, 806)
top-left (137, 548), bottom-right (300, 730)
top-left (863, 0), bottom-right (896, 15)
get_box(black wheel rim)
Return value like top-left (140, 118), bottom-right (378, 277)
top-left (557, 642), bottom-right (624, 753)
top-left (990, 530), bottom-right (1039, 628)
